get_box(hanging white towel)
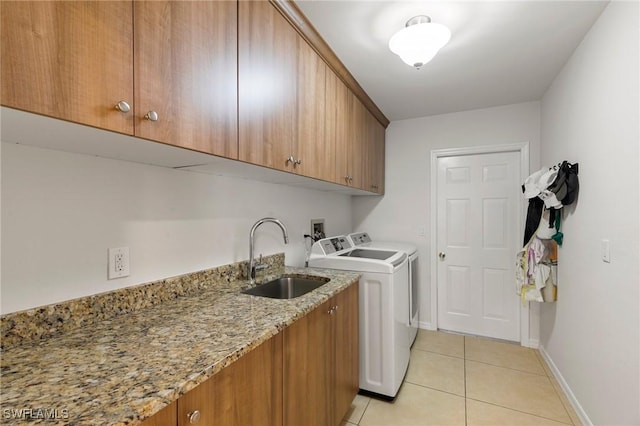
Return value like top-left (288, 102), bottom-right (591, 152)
top-left (535, 263), bottom-right (551, 291)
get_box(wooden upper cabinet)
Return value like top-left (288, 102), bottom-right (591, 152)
top-left (134, 1), bottom-right (238, 158)
top-left (2, 0), bottom-right (384, 191)
top-left (0, 1), bottom-right (134, 134)
top-left (239, 1), bottom-right (334, 179)
top-left (332, 85), bottom-right (385, 194)
top-left (349, 94), bottom-right (369, 191)
top-left (238, 0), bottom-right (297, 172)
top-left (295, 41), bottom-right (330, 181)
top-left (370, 116), bottom-right (386, 194)
top-left (327, 69), bottom-right (350, 186)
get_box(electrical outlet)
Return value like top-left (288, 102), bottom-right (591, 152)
top-left (108, 247), bottom-right (130, 279)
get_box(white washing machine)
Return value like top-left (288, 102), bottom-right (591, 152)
top-left (348, 232), bottom-right (420, 346)
top-left (308, 235), bottom-right (409, 399)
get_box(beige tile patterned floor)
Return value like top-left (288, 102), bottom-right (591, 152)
top-left (342, 330), bottom-right (581, 426)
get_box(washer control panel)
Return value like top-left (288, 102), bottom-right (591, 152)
top-left (349, 232), bottom-right (372, 245)
top-left (315, 236), bottom-right (352, 255)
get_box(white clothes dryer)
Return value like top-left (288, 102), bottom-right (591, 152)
top-left (348, 232), bottom-right (420, 346)
top-left (308, 235), bottom-right (409, 399)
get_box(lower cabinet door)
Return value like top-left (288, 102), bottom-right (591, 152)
top-left (334, 283), bottom-right (360, 425)
top-left (178, 333), bottom-right (283, 426)
top-left (283, 282), bottom-right (359, 426)
top-left (283, 299), bottom-right (333, 425)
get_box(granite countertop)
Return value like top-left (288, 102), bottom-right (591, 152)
top-left (0, 266), bottom-right (360, 425)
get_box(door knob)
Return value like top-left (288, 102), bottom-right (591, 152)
top-left (438, 252), bottom-right (446, 260)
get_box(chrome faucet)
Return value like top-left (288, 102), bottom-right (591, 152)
top-left (249, 217), bottom-right (289, 283)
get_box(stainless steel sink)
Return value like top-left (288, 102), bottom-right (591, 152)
top-left (242, 275), bottom-right (329, 299)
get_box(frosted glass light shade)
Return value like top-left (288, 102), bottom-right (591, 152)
top-left (389, 20), bottom-right (451, 69)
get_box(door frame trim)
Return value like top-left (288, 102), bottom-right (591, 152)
top-left (429, 142), bottom-right (532, 346)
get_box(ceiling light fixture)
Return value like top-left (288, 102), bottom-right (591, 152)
top-left (388, 15), bottom-right (451, 70)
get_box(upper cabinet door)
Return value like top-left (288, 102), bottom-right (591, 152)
top-left (371, 117), bottom-right (386, 194)
top-left (349, 94), bottom-right (369, 191)
top-left (134, 1), bottom-right (238, 159)
top-left (0, 1), bottom-right (134, 134)
top-left (238, 1), bottom-right (297, 172)
top-left (294, 40), bottom-right (329, 180)
top-left (327, 70), bottom-right (350, 186)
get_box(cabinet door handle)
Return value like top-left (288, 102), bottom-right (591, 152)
top-left (286, 156), bottom-right (295, 165)
top-left (114, 100), bottom-right (130, 113)
top-left (187, 410), bottom-right (201, 424)
top-left (144, 111), bottom-right (159, 122)
top-left (294, 158), bottom-right (302, 167)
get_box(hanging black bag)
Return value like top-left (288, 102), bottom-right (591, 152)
top-left (548, 161), bottom-right (579, 206)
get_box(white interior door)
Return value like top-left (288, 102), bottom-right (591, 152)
top-left (436, 151), bottom-right (520, 341)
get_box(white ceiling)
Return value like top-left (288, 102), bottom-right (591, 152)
top-left (294, 0), bottom-right (609, 121)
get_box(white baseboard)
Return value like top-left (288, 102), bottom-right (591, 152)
top-left (538, 345), bottom-right (593, 426)
top-left (419, 322), bottom-right (539, 348)
top-left (418, 320), bottom-right (436, 331)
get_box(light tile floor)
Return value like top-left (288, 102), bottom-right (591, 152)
top-left (341, 330), bottom-right (582, 426)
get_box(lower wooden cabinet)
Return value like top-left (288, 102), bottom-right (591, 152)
top-left (333, 283), bottom-right (360, 425)
top-left (283, 298), bottom-right (333, 425)
top-left (284, 283), bottom-right (359, 426)
top-left (140, 401), bottom-right (176, 426)
top-left (141, 333), bottom-right (282, 426)
top-left (140, 282), bottom-right (358, 426)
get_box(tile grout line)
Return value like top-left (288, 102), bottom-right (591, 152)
top-left (411, 346), bottom-right (465, 360)
top-left (356, 396), bottom-right (371, 425)
top-left (539, 364), bottom-right (579, 425)
top-left (465, 358), bottom-right (548, 376)
top-left (404, 379), bottom-right (466, 399)
top-left (534, 350), bottom-right (580, 426)
top-left (465, 397), bottom-right (574, 426)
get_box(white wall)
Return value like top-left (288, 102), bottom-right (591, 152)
top-left (352, 101), bottom-right (541, 332)
top-left (539, 2), bottom-right (639, 425)
top-left (1, 142), bottom-right (352, 314)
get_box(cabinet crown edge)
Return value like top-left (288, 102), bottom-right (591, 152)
top-left (269, 0), bottom-right (390, 128)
